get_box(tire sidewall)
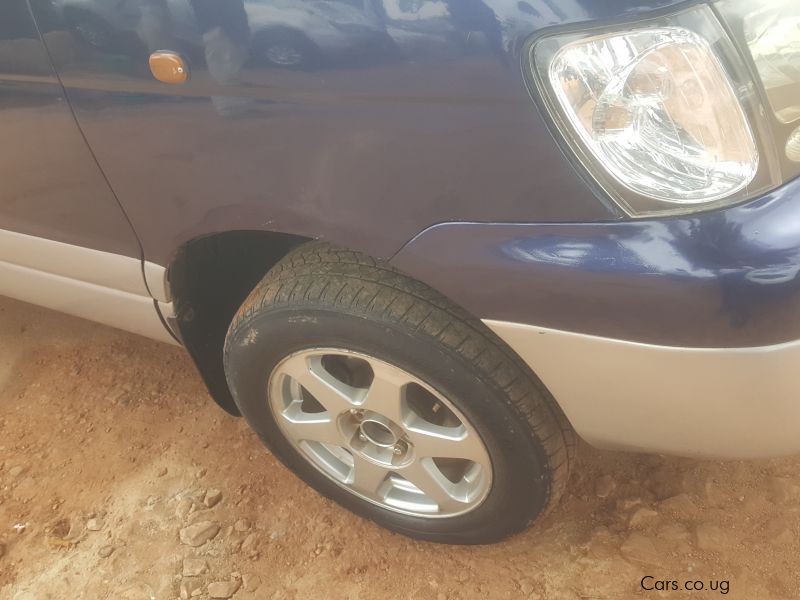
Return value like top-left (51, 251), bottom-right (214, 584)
top-left (225, 306), bottom-right (552, 543)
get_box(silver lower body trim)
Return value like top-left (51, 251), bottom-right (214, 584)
top-left (484, 319), bottom-right (800, 459)
top-left (0, 260), bottom-right (178, 345)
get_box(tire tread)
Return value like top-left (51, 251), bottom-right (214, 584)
top-left (227, 241), bottom-right (576, 524)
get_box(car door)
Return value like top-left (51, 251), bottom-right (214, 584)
top-left (0, 0), bottom-right (172, 341)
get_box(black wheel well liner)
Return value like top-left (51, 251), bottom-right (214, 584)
top-left (167, 230), bottom-right (311, 415)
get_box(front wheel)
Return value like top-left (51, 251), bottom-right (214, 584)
top-left (223, 243), bottom-right (575, 544)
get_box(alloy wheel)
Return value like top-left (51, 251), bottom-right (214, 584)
top-left (267, 348), bottom-right (493, 518)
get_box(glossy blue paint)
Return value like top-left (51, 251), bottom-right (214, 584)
top-left (13, 0), bottom-right (791, 350)
top-left (392, 175), bottom-right (800, 348)
top-left (22, 0), bottom-right (704, 265)
top-left (0, 0), bottom-right (142, 256)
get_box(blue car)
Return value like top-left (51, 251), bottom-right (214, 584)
top-left (1, 0), bottom-right (798, 543)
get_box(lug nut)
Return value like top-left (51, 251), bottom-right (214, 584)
top-left (350, 408), bottom-right (363, 420)
top-left (393, 444), bottom-right (403, 456)
top-left (359, 433), bottom-right (367, 442)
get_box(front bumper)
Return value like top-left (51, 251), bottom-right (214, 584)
top-left (485, 319), bottom-right (800, 458)
top-left (392, 176), bottom-right (800, 457)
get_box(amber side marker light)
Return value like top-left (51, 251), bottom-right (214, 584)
top-left (149, 51), bottom-right (189, 84)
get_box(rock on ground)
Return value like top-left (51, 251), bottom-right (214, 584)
top-left (204, 489), bottom-right (222, 508)
top-left (179, 522), bottom-right (220, 547)
top-left (207, 579), bottom-right (241, 599)
top-left (620, 533), bottom-right (662, 565)
top-left (183, 557), bottom-right (208, 577)
top-left (180, 577), bottom-right (203, 599)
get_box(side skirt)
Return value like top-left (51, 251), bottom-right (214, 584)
top-left (0, 228), bottom-right (176, 344)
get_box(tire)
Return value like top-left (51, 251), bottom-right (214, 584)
top-left (223, 242), bottom-right (575, 544)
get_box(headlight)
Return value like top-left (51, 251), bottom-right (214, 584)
top-left (530, 5), bottom-right (784, 217)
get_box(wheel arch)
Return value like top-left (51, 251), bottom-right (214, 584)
top-left (164, 228), bottom-right (569, 432)
top-left (167, 230), bottom-right (312, 415)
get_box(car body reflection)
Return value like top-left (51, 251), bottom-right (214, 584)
top-left (50, 0), bottom-right (596, 71)
top-left (53, 0), bottom-right (397, 69)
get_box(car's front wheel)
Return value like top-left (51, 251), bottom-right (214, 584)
top-left (223, 243), bottom-right (575, 544)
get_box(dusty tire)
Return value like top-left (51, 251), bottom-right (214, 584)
top-left (224, 242), bottom-right (575, 544)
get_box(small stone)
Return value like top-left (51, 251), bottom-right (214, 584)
top-left (180, 578), bottom-right (203, 600)
top-left (208, 579), bottom-right (241, 599)
top-left (234, 519), bottom-right (251, 532)
top-left (621, 532), bottom-right (661, 565)
top-left (8, 466), bottom-right (25, 478)
top-left (520, 581), bottom-right (534, 595)
top-left (617, 497), bottom-right (643, 511)
top-left (187, 509), bottom-right (215, 525)
top-left (86, 517), bottom-right (104, 531)
top-left (629, 507), bottom-right (659, 529)
top-left (176, 499), bottom-right (194, 520)
top-left (242, 573), bottom-right (261, 592)
top-left (595, 475), bottom-right (616, 498)
top-left (195, 468), bottom-right (207, 479)
top-left (659, 493), bottom-right (699, 518)
top-left (0, 543), bottom-right (5, 558)
top-left (695, 523), bottom-right (730, 551)
top-left (119, 582), bottom-right (155, 599)
top-left (157, 467), bottom-right (168, 477)
top-left (98, 545), bottom-right (114, 558)
top-left (204, 489), bottom-right (223, 508)
top-left (241, 533), bottom-right (258, 554)
top-left (183, 557), bottom-right (208, 577)
top-left (179, 521), bottom-right (220, 547)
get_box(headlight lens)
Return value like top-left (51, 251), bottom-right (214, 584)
top-left (530, 6), bottom-right (782, 217)
top-left (549, 27), bottom-right (758, 205)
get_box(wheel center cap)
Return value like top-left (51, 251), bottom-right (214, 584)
top-left (358, 417), bottom-right (399, 448)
